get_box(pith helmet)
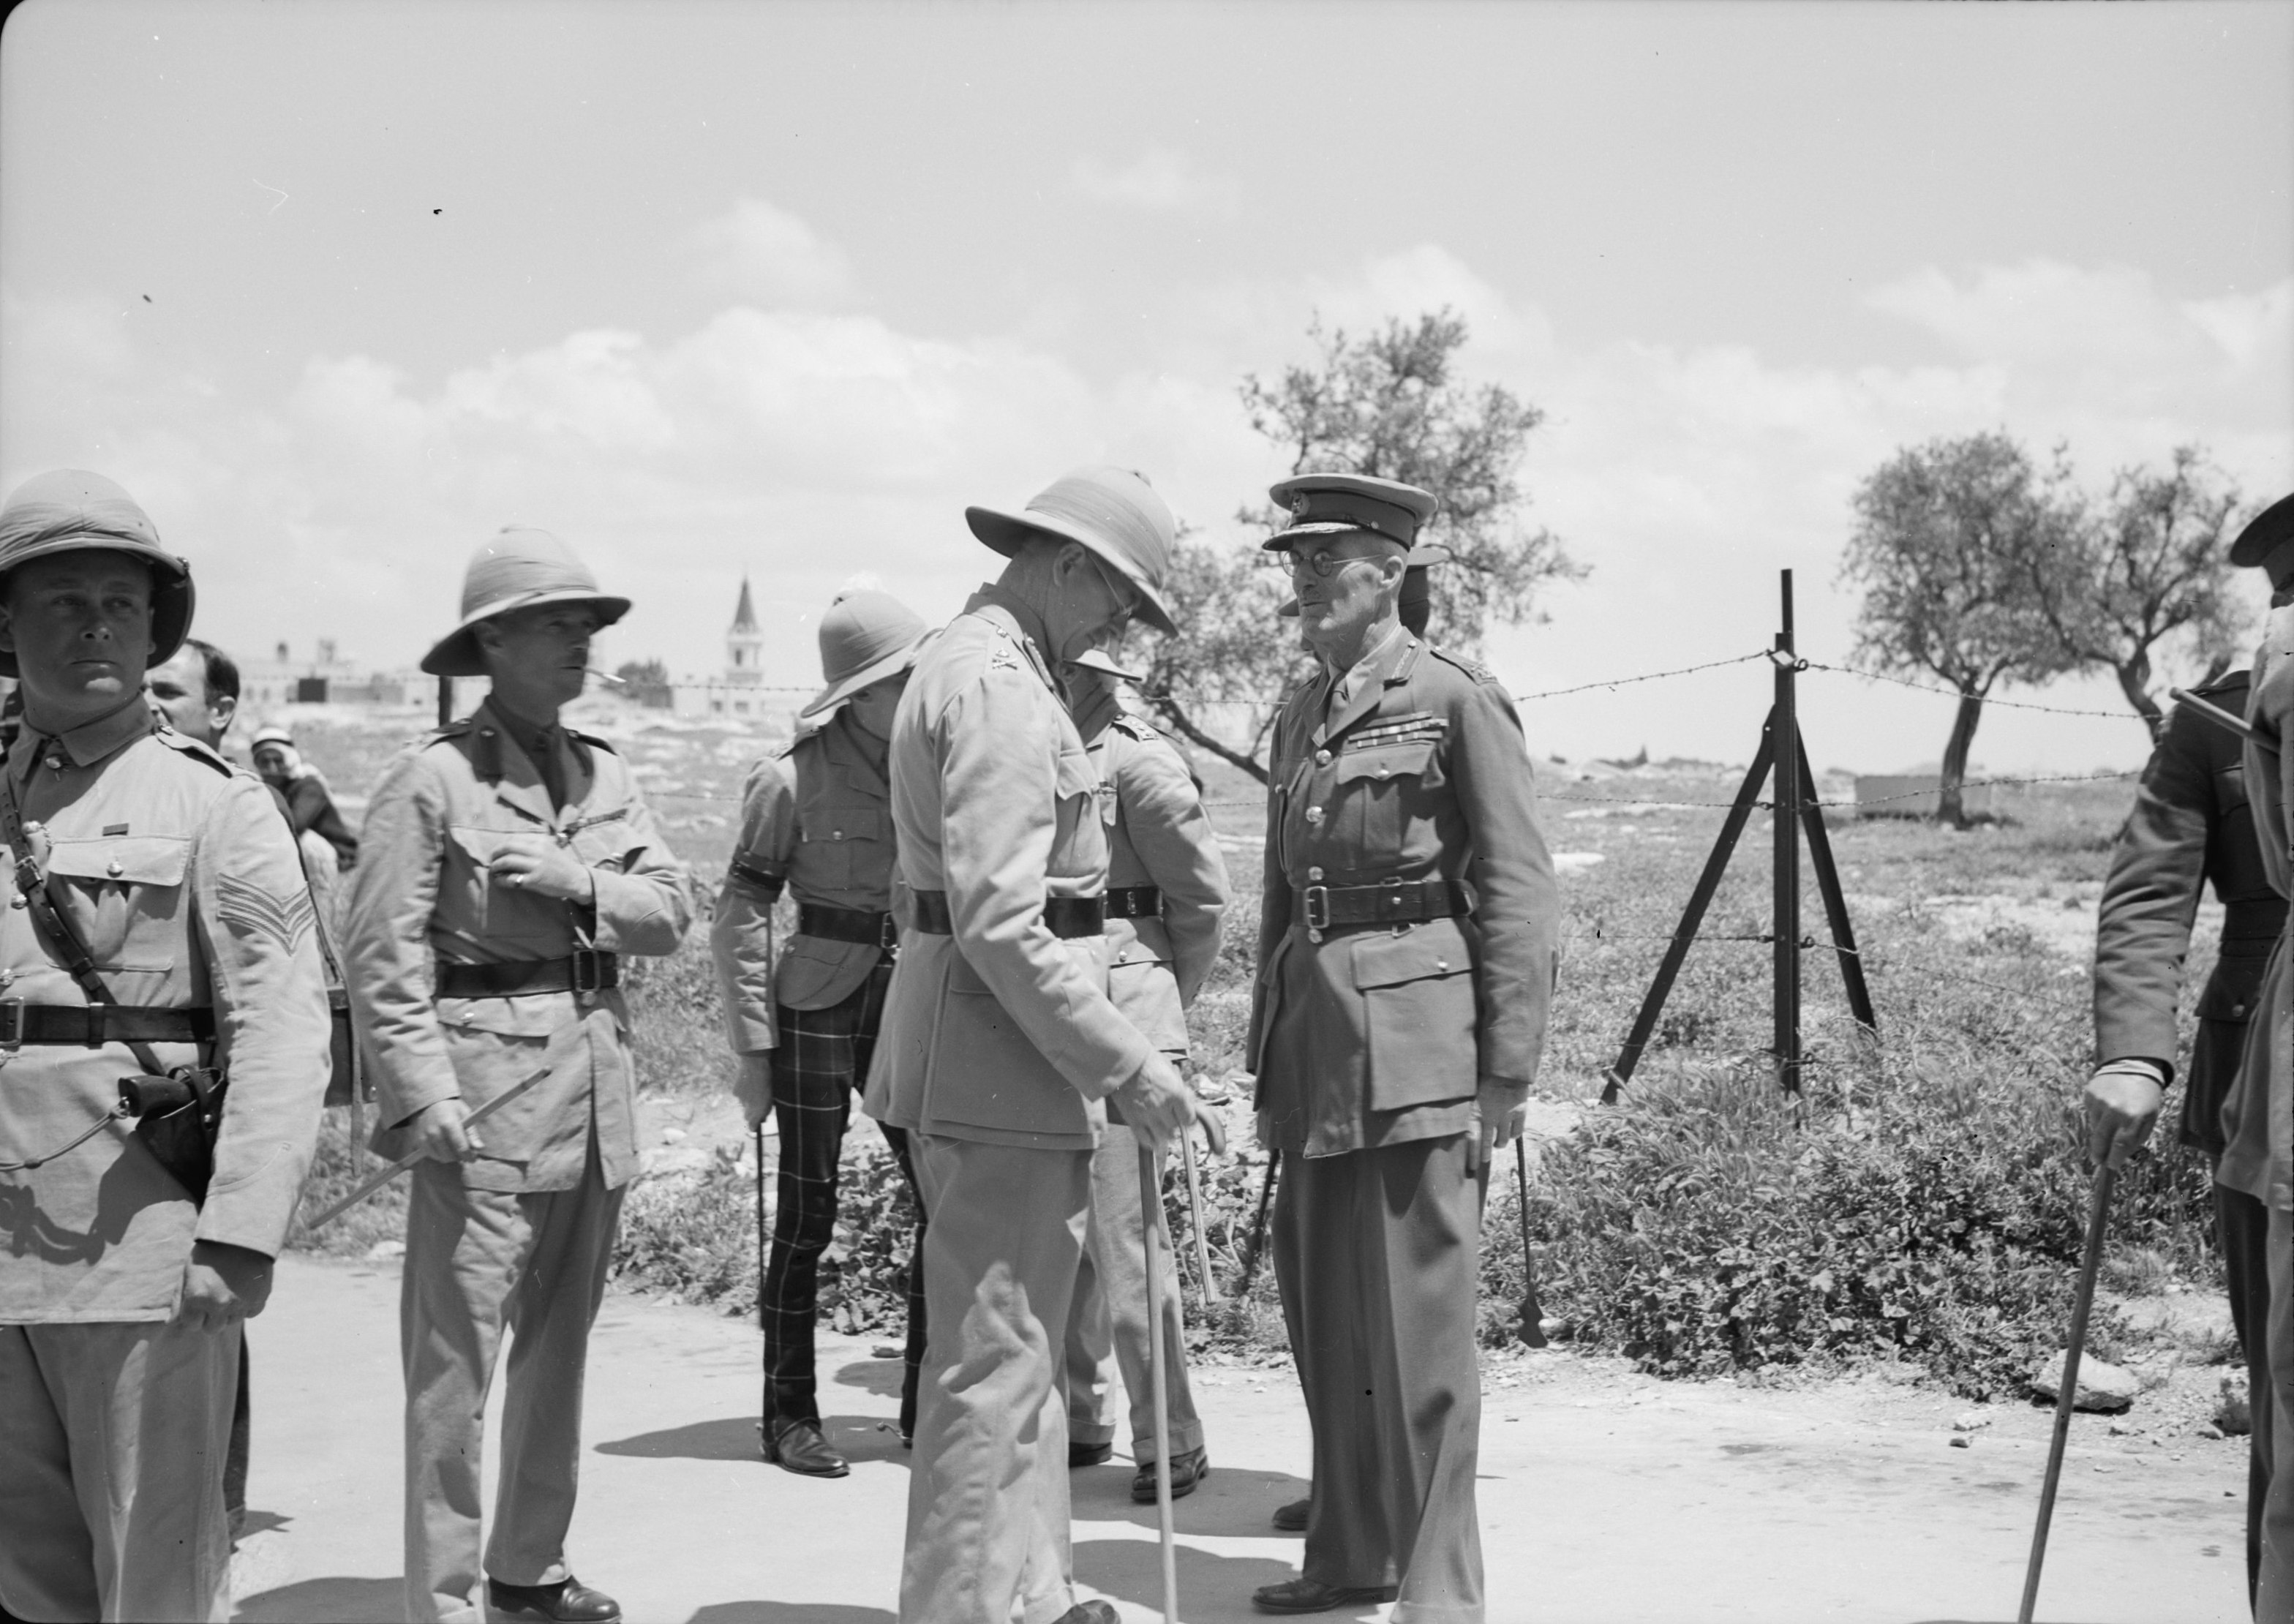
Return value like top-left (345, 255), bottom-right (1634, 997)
top-left (800, 589), bottom-right (933, 719)
top-left (2230, 494), bottom-right (2294, 587)
top-left (421, 527), bottom-right (631, 677)
top-left (965, 466), bottom-right (1179, 636)
top-left (1262, 473), bottom-right (1439, 554)
top-left (0, 470), bottom-right (196, 678)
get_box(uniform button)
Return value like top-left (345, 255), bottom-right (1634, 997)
top-left (1315, 750), bottom-right (1332, 767)
top-left (1307, 866), bottom-right (1324, 881)
top-left (1305, 806), bottom-right (1324, 824)
top-left (8, 895), bottom-right (23, 910)
top-left (1437, 958), bottom-right (1449, 971)
top-left (1375, 765), bottom-right (1391, 778)
top-left (480, 729), bottom-right (496, 739)
top-left (1307, 928), bottom-right (1324, 944)
top-left (43, 756), bottom-right (61, 771)
top-left (106, 860), bottom-right (124, 878)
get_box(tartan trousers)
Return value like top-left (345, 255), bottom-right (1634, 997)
top-left (766, 959), bottom-right (926, 1433)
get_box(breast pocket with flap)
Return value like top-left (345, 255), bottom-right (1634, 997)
top-left (44, 835), bottom-right (191, 971)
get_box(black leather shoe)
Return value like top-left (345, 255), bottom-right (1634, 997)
top-left (763, 1418), bottom-right (850, 1478)
top-left (1130, 1445), bottom-right (1209, 1503)
top-left (1250, 1578), bottom-right (1399, 1615)
top-left (1067, 1439), bottom-right (1113, 1467)
top-left (486, 1576), bottom-right (622, 1623)
top-left (1272, 1496), bottom-right (1311, 1533)
top-left (1051, 1604), bottom-right (1121, 1624)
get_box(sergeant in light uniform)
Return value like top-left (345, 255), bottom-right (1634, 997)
top-left (2213, 492), bottom-right (2294, 1617)
top-left (2084, 659), bottom-right (2283, 1606)
top-left (0, 470), bottom-right (333, 1624)
top-left (1246, 474), bottom-right (1557, 1621)
top-left (866, 466), bottom-right (1214, 1624)
top-left (712, 588), bottom-right (935, 1475)
top-left (345, 529), bottom-right (696, 1624)
top-left (1055, 647), bottom-right (1227, 1502)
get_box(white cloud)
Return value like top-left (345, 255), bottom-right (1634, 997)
top-left (680, 198), bottom-right (854, 307)
top-left (1069, 149), bottom-right (1239, 214)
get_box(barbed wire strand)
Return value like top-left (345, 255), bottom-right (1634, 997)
top-left (1799, 661), bottom-right (2143, 721)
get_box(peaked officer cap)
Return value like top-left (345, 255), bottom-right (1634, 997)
top-left (801, 588), bottom-right (934, 719)
top-left (0, 469), bottom-right (195, 678)
top-left (965, 466), bottom-right (1179, 636)
top-left (1063, 644), bottom-right (1146, 683)
top-left (421, 527), bottom-right (631, 677)
top-left (1262, 472), bottom-right (1438, 554)
top-left (2230, 493), bottom-right (2294, 586)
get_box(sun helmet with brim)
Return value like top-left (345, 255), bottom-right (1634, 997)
top-left (421, 526), bottom-right (632, 677)
top-left (1062, 645), bottom-right (1147, 683)
top-left (800, 589), bottom-right (936, 720)
top-left (964, 466), bottom-right (1179, 636)
top-left (2230, 493), bottom-right (2294, 588)
top-left (0, 469), bottom-right (195, 679)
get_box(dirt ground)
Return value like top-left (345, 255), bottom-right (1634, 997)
top-left (230, 1255), bottom-right (2251, 1624)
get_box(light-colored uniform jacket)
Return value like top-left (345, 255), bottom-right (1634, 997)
top-left (1070, 686), bottom-right (1227, 1058)
top-left (864, 586), bottom-right (1149, 1150)
top-left (1247, 628), bottom-right (1559, 1158)
top-left (0, 702), bottom-right (332, 1323)
top-left (711, 711), bottom-right (898, 1053)
top-left (345, 699), bottom-right (695, 1194)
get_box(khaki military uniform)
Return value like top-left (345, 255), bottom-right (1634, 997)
top-left (2093, 671), bottom-right (2281, 1599)
top-left (1248, 626), bottom-right (1557, 1624)
top-left (1058, 693), bottom-right (1227, 1469)
top-left (710, 710), bottom-right (925, 1437)
top-left (344, 697), bottom-right (693, 1624)
top-left (0, 701), bottom-right (332, 1623)
top-left (864, 585), bottom-right (1151, 1624)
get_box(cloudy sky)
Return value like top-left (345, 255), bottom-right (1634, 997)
top-left (3, 0), bottom-right (2288, 772)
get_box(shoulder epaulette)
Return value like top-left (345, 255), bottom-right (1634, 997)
top-left (2192, 670), bottom-right (2252, 699)
top-left (1110, 713), bottom-right (1160, 743)
top-left (421, 719), bottom-right (475, 748)
top-left (1429, 645), bottom-right (1501, 687)
top-left (151, 728), bottom-right (235, 778)
top-left (563, 726), bottom-right (620, 756)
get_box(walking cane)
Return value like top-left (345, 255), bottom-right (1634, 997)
top-left (1179, 1133), bottom-right (1222, 1306)
top-left (1139, 1138), bottom-right (1181, 1624)
top-left (1513, 1139), bottom-right (1549, 1350)
top-left (754, 1121), bottom-right (769, 1334)
top-left (299, 1065), bottom-right (550, 1228)
top-left (2017, 1163), bottom-right (2116, 1624)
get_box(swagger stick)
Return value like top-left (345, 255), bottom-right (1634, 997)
top-left (2017, 1164), bottom-right (2117, 1624)
top-left (1139, 1138), bottom-right (1180, 1624)
top-left (1513, 1138), bottom-right (1549, 1350)
top-left (1179, 1133), bottom-right (1222, 1306)
top-left (300, 1065), bottom-right (550, 1229)
top-left (1236, 1149), bottom-right (1279, 1298)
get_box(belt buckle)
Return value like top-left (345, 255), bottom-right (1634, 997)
top-left (0, 998), bottom-right (20, 1050)
top-left (879, 914), bottom-right (899, 952)
top-left (1301, 885), bottom-right (1329, 931)
top-left (570, 951), bottom-right (605, 996)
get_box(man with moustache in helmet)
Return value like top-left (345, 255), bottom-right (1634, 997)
top-left (713, 587), bottom-right (936, 1474)
top-left (866, 466), bottom-right (1222, 1624)
top-left (0, 470), bottom-right (332, 1623)
top-left (1246, 475), bottom-right (1557, 1620)
top-left (344, 528), bottom-right (696, 1624)
top-left (1055, 645), bottom-right (1227, 1503)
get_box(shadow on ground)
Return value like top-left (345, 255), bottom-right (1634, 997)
top-left (1075, 1540), bottom-right (1312, 1618)
top-left (1069, 1458), bottom-right (1311, 1541)
top-left (235, 1575), bottom-right (400, 1623)
top-left (594, 1413), bottom-right (907, 1469)
top-left (688, 1606), bottom-right (894, 1623)
top-left (833, 1358), bottom-right (906, 1399)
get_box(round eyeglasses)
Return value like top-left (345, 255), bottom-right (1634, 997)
top-left (1286, 546), bottom-right (1383, 579)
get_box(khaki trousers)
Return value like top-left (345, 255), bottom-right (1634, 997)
top-left (0, 1318), bottom-right (236, 1623)
top-left (902, 1133), bottom-right (1091, 1624)
top-left (1061, 1131), bottom-right (1203, 1465)
top-left (1274, 1134), bottom-right (1486, 1624)
top-left (401, 1148), bottom-right (625, 1624)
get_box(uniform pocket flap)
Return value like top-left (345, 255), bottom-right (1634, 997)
top-left (1351, 926), bottom-right (1468, 990)
top-left (805, 807), bottom-right (882, 844)
top-left (1334, 741), bottom-right (1434, 784)
top-left (1054, 747), bottom-right (1099, 800)
top-left (2198, 960), bottom-right (2271, 1021)
top-left (775, 933), bottom-right (878, 1010)
top-left (46, 835), bottom-right (189, 886)
top-left (448, 824), bottom-right (515, 866)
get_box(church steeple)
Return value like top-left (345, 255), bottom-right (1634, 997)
top-left (726, 574), bottom-right (764, 680)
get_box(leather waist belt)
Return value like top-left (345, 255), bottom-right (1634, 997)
top-left (909, 890), bottom-right (1105, 939)
top-left (0, 1002), bottom-right (216, 1048)
top-left (798, 903), bottom-right (898, 950)
top-left (436, 951), bottom-right (620, 998)
top-left (2223, 899), bottom-right (2290, 946)
top-left (1295, 877), bottom-right (1471, 935)
top-left (1104, 886), bottom-right (1162, 920)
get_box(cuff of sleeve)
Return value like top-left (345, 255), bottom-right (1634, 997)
top-left (1076, 1031), bottom-right (1157, 1102)
top-left (193, 1191), bottom-right (294, 1259)
top-left (2095, 1056), bottom-right (2173, 1086)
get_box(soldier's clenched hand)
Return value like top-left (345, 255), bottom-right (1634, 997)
top-left (734, 1052), bottom-right (774, 1130)
top-left (487, 835), bottom-right (595, 901)
top-left (404, 1097), bottom-right (484, 1163)
top-left (1469, 1078), bottom-right (1529, 1174)
top-left (1115, 1052), bottom-right (1194, 1151)
top-left (2083, 1059), bottom-right (2167, 1170)
top-left (173, 1241), bottom-right (274, 1331)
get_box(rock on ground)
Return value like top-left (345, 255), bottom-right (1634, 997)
top-left (2029, 1351), bottom-right (2140, 1413)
